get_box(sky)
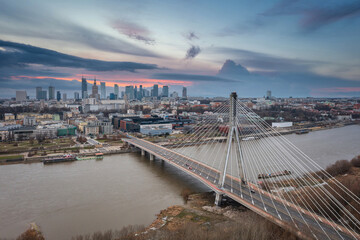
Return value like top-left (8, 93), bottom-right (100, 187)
top-left (0, 0), bottom-right (360, 98)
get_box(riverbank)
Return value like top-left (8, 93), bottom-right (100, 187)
top-left (0, 146), bottom-right (137, 165)
top-left (276, 120), bottom-right (360, 135)
top-left (68, 192), bottom-right (296, 240)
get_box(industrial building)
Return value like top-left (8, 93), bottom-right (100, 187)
top-left (113, 115), bottom-right (192, 135)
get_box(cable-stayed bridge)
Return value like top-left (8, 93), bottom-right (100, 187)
top-left (124, 92), bottom-right (360, 240)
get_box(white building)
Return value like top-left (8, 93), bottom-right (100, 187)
top-left (272, 122), bottom-right (293, 128)
top-left (16, 91), bottom-right (27, 102)
top-left (140, 123), bottom-right (172, 135)
top-left (23, 116), bottom-right (36, 126)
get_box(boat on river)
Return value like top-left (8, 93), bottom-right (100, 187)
top-left (43, 154), bottom-right (76, 164)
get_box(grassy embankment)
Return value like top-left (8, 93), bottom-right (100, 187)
top-left (0, 138), bottom-right (94, 158)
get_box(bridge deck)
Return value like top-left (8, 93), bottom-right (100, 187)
top-left (124, 137), bottom-right (358, 240)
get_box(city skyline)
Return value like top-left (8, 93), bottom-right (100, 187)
top-left (15, 74), bottom-right (189, 100)
top-left (1, 0), bottom-right (360, 98)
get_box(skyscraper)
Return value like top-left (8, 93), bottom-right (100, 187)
top-left (39, 91), bottom-right (47, 100)
top-left (57, 91), bottom-right (61, 101)
top-left (125, 86), bottom-right (134, 99)
top-left (100, 82), bottom-right (106, 99)
top-left (114, 84), bottom-right (119, 99)
top-left (63, 93), bottom-right (67, 101)
top-left (266, 90), bottom-right (272, 99)
top-left (134, 85), bottom-right (138, 100)
top-left (153, 84), bottom-right (158, 98)
top-left (36, 87), bottom-right (42, 100)
top-left (74, 92), bottom-right (80, 100)
top-left (182, 87), bottom-right (187, 98)
top-left (48, 86), bottom-right (55, 100)
top-left (81, 77), bottom-right (87, 99)
top-left (139, 85), bottom-right (143, 100)
top-left (35, 87), bottom-right (47, 100)
top-left (162, 86), bottom-right (169, 97)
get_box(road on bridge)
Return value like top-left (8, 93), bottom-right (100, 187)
top-left (124, 136), bottom-right (358, 240)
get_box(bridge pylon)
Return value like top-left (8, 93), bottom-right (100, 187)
top-left (216, 92), bottom-right (246, 205)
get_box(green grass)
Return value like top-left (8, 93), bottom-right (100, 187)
top-left (0, 138), bottom-right (75, 154)
top-left (176, 210), bottom-right (210, 222)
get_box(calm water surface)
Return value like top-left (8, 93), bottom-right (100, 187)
top-left (0, 125), bottom-right (359, 239)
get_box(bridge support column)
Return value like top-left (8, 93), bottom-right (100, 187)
top-left (149, 154), bottom-right (154, 161)
top-left (141, 149), bottom-right (145, 156)
top-left (215, 193), bottom-right (223, 206)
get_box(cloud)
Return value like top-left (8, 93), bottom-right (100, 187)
top-left (0, 2), bottom-right (160, 58)
top-left (154, 60), bottom-right (360, 97)
top-left (263, 0), bottom-right (360, 31)
top-left (208, 47), bottom-right (324, 73)
top-left (151, 73), bottom-right (236, 83)
top-left (0, 40), bottom-right (159, 72)
top-left (221, 1), bottom-right (360, 35)
top-left (185, 32), bottom-right (199, 41)
top-left (185, 45), bottom-right (201, 59)
top-left (218, 60), bottom-right (249, 78)
top-left (111, 20), bottom-right (155, 45)
top-left (300, 2), bottom-right (360, 31)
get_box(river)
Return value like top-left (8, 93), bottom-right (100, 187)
top-left (0, 125), bottom-right (359, 239)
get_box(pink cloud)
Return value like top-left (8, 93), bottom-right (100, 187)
top-left (111, 20), bottom-right (155, 45)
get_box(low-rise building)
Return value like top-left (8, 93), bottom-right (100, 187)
top-left (272, 122), bottom-right (293, 128)
top-left (4, 113), bottom-right (15, 121)
top-left (84, 123), bottom-right (100, 136)
top-left (140, 123), bottom-right (172, 135)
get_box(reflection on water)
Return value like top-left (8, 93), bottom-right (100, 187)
top-left (0, 153), bottom-right (208, 239)
top-left (174, 125), bottom-right (360, 181)
top-left (0, 125), bottom-right (359, 239)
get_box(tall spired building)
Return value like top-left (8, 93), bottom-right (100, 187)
top-left (91, 77), bottom-right (99, 99)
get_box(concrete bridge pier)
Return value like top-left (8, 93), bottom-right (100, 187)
top-left (141, 149), bottom-right (145, 156)
top-left (149, 154), bottom-right (154, 161)
top-left (215, 193), bottom-right (223, 206)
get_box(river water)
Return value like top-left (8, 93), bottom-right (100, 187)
top-left (1, 125), bottom-right (360, 239)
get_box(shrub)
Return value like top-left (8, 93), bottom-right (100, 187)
top-left (180, 188), bottom-right (192, 204)
top-left (17, 227), bottom-right (45, 240)
top-left (325, 160), bottom-right (351, 176)
top-left (350, 155), bottom-right (360, 167)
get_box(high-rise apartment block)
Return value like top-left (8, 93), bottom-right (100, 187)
top-left (182, 87), bottom-right (187, 98)
top-left (266, 90), bottom-right (272, 99)
top-left (16, 91), bottom-right (27, 101)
